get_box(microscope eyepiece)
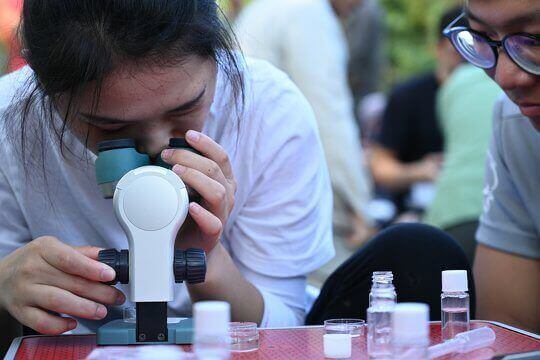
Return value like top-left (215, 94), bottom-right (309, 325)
top-left (97, 139), bottom-right (136, 152)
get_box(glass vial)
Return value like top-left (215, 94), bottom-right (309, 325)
top-left (392, 303), bottom-right (430, 360)
top-left (194, 301), bottom-right (231, 360)
top-left (441, 270), bottom-right (470, 341)
top-left (367, 271), bottom-right (397, 358)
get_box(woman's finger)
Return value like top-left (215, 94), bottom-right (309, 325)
top-left (74, 246), bottom-right (103, 261)
top-left (163, 148), bottom-right (229, 188)
top-left (188, 202), bottom-right (223, 240)
top-left (186, 130), bottom-right (234, 181)
top-left (15, 306), bottom-right (77, 335)
top-left (29, 284), bottom-right (108, 320)
top-left (41, 266), bottom-right (125, 306)
top-left (35, 237), bottom-right (116, 283)
top-left (172, 165), bottom-right (229, 215)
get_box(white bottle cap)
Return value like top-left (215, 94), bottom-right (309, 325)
top-left (323, 334), bottom-right (352, 359)
top-left (194, 301), bottom-right (231, 337)
top-left (392, 303), bottom-right (429, 344)
top-left (442, 270), bottom-right (468, 292)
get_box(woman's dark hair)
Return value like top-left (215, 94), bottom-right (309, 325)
top-left (7, 0), bottom-right (244, 170)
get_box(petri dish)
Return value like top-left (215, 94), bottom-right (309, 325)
top-left (228, 322), bottom-right (259, 352)
top-left (324, 318), bottom-right (366, 338)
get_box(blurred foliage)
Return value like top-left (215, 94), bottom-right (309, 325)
top-left (1, 0), bottom-right (463, 84)
top-left (379, 0), bottom-right (461, 84)
top-left (218, 0), bottom-right (462, 87)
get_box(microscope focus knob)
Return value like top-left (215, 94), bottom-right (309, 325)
top-left (174, 248), bottom-right (206, 284)
top-left (98, 249), bottom-right (129, 285)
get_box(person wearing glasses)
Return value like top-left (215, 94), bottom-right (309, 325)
top-left (444, 1), bottom-right (539, 332)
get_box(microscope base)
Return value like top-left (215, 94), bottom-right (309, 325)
top-left (96, 318), bottom-right (194, 345)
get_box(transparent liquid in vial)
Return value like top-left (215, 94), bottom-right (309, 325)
top-left (441, 307), bottom-right (469, 340)
top-left (367, 308), bottom-right (393, 358)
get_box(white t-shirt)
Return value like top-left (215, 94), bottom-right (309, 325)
top-left (235, 0), bottom-right (373, 224)
top-left (0, 58), bottom-right (334, 330)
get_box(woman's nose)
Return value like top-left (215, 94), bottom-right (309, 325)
top-left (138, 122), bottom-right (187, 156)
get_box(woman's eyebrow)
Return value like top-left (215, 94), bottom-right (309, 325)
top-left (466, 8), bottom-right (540, 30)
top-left (77, 87), bottom-right (207, 124)
top-left (166, 87), bottom-right (206, 114)
top-left (78, 113), bottom-right (139, 125)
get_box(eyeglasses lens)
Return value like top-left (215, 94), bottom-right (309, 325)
top-left (452, 30), bottom-right (496, 69)
top-left (505, 35), bottom-right (540, 75)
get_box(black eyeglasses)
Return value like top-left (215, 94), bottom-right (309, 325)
top-left (443, 13), bottom-right (540, 76)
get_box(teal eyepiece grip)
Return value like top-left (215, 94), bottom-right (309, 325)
top-left (95, 139), bottom-right (151, 198)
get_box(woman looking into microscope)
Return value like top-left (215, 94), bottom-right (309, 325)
top-left (0, 0), bottom-right (333, 335)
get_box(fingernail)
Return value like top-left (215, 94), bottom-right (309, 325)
top-left (189, 202), bottom-right (200, 214)
top-left (67, 319), bottom-right (77, 330)
top-left (100, 268), bottom-right (115, 282)
top-left (95, 305), bottom-right (107, 319)
top-left (115, 293), bottom-right (126, 305)
top-left (186, 130), bottom-right (200, 142)
top-left (172, 164), bottom-right (186, 174)
top-left (161, 149), bottom-right (173, 159)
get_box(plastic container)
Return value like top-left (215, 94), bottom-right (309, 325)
top-left (428, 327), bottom-right (496, 358)
top-left (441, 270), bottom-right (470, 341)
top-left (228, 322), bottom-right (259, 352)
top-left (193, 301), bottom-right (230, 359)
top-left (392, 303), bottom-right (430, 360)
top-left (324, 319), bottom-right (365, 337)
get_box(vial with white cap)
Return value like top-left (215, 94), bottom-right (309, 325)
top-left (441, 270), bottom-right (470, 341)
top-left (193, 301), bottom-right (231, 360)
top-left (391, 303), bottom-right (430, 360)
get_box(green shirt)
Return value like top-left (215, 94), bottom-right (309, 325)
top-left (425, 64), bottom-right (501, 229)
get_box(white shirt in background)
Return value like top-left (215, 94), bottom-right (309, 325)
top-left (235, 0), bottom-right (373, 227)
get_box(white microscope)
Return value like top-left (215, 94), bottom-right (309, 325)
top-left (94, 138), bottom-right (206, 345)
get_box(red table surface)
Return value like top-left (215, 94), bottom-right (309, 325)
top-left (9, 321), bottom-right (540, 360)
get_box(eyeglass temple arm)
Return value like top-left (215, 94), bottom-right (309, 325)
top-left (443, 12), bottom-right (466, 35)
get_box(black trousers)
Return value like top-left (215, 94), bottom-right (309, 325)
top-left (306, 223), bottom-right (475, 325)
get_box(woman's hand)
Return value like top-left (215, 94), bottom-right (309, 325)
top-left (161, 130), bottom-right (236, 253)
top-left (0, 237), bottom-right (125, 334)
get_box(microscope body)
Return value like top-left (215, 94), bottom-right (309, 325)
top-left (115, 166), bottom-right (188, 302)
top-left (95, 139), bottom-right (206, 345)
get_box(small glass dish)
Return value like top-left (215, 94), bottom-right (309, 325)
top-left (324, 318), bottom-right (365, 337)
top-left (228, 322), bottom-right (259, 352)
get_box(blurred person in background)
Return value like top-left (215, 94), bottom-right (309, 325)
top-left (222, 0), bottom-right (244, 21)
top-left (369, 6), bottom-right (464, 218)
top-left (344, 0), bottom-right (386, 124)
top-left (444, 0), bottom-right (539, 332)
top-left (235, 0), bottom-right (374, 268)
top-left (424, 61), bottom-right (501, 265)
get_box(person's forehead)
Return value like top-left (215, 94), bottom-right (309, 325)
top-left (466, 0), bottom-right (540, 31)
top-left (78, 58), bottom-right (214, 120)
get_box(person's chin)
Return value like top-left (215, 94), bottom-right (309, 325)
top-left (529, 117), bottom-right (540, 131)
top-left (519, 104), bottom-right (540, 118)
top-left (517, 104), bottom-right (540, 131)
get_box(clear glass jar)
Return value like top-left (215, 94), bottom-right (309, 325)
top-left (367, 271), bottom-right (397, 358)
top-left (441, 291), bottom-right (470, 341)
